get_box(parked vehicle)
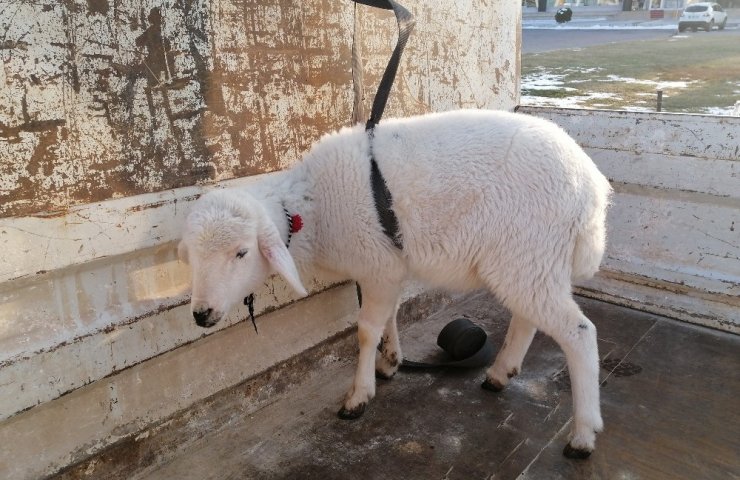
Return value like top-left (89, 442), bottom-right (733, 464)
top-left (678, 2), bottom-right (728, 31)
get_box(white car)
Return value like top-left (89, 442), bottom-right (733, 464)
top-left (678, 3), bottom-right (728, 32)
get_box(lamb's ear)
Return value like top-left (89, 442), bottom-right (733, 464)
top-left (177, 240), bottom-right (189, 264)
top-left (257, 221), bottom-right (308, 297)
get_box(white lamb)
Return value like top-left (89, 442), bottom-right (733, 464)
top-left (178, 109), bottom-right (612, 458)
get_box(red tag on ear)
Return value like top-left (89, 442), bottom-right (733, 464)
top-left (290, 214), bottom-right (303, 233)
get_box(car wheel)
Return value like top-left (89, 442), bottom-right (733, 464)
top-left (705, 20), bottom-right (714, 31)
top-left (678, 25), bottom-right (686, 32)
top-left (719, 19), bottom-right (726, 30)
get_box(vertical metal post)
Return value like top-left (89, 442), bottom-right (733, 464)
top-left (656, 90), bottom-right (663, 112)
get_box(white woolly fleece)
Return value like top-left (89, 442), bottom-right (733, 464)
top-left (180, 109), bottom-right (612, 455)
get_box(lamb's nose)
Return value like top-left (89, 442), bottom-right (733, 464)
top-left (193, 308), bottom-right (213, 327)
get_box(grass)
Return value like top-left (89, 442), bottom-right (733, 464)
top-left (521, 34), bottom-right (740, 113)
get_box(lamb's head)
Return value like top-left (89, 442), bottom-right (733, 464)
top-left (178, 190), bottom-right (307, 328)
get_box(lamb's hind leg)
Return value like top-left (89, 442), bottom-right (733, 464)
top-left (482, 315), bottom-right (536, 392)
top-left (534, 294), bottom-right (603, 458)
top-left (338, 282), bottom-right (400, 419)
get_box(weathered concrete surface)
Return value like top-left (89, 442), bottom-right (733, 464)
top-left (0, 176), bottom-right (344, 422)
top-left (47, 289), bottom-right (453, 480)
top-left (518, 107), bottom-right (740, 333)
top-left (0, 0), bottom-right (356, 218)
top-left (0, 282), bottom-right (359, 479)
top-left (0, 0), bottom-right (519, 218)
top-left (54, 293), bottom-right (740, 480)
top-left (355, 1), bottom-right (521, 119)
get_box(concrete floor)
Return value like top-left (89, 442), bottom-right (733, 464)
top-left (131, 292), bottom-right (739, 480)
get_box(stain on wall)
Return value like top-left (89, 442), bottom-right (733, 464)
top-left (0, 0), bottom-right (517, 218)
top-left (0, 0), bottom-right (355, 217)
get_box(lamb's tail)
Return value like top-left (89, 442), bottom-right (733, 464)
top-left (571, 176), bottom-right (612, 283)
top-left (571, 221), bottom-right (606, 283)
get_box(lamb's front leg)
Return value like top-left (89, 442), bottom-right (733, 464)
top-left (375, 297), bottom-right (402, 380)
top-left (338, 283), bottom-right (400, 419)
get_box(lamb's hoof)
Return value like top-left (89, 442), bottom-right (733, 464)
top-left (563, 442), bottom-right (592, 459)
top-left (337, 402), bottom-right (366, 420)
top-left (375, 369), bottom-right (395, 380)
top-left (481, 378), bottom-right (505, 392)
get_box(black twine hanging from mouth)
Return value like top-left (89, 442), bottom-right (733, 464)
top-left (244, 293), bottom-right (257, 334)
top-left (243, 207), bottom-right (302, 335)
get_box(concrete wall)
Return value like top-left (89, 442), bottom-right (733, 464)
top-left (0, 1), bottom-right (520, 478)
top-left (519, 107), bottom-right (740, 334)
top-left (0, 0), bottom-right (354, 218)
top-left (0, 0), bottom-right (519, 219)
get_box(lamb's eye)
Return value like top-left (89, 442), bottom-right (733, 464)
top-left (236, 248), bottom-right (248, 259)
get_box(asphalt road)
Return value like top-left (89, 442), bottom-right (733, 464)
top-left (522, 28), bottom-right (740, 54)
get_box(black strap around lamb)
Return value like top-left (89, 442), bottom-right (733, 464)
top-left (354, 0), bottom-right (415, 130)
top-left (245, 2), bottom-right (413, 329)
top-left (352, 0), bottom-right (414, 251)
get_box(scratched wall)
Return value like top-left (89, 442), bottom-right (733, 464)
top-left (0, 0), bottom-right (355, 218)
top-left (356, 2), bottom-right (519, 119)
top-left (0, 0), bottom-right (517, 219)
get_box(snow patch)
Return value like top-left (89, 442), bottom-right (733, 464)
top-left (521, 72), bottom-right (567, 89)
top-left (521, 91), bottom-right (621, 109)
top-left (705, 103), bottom-right (740, 116)
top-left (523, 22), bottom-right (678, 30)
top-left (602, 75), bottom-right (695, 90)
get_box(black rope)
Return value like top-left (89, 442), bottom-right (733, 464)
top-left (248, 2), bottom-right (414, 323)
top-left (244, 294), bottom-right (257, 334)
top-left (353, 0), bottom-right (415, 130)
top-left (370, 156), bottom-right (402, 249)
top-left (348, 5), bottom-right (493, 373)
top-left (352, 0), bottom-right (414, 251)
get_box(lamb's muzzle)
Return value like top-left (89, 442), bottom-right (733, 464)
top-left (192, 307), bottom-right (214, 328)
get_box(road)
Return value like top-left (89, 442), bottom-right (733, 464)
top-left (522, 28), bottom-right (740, 54)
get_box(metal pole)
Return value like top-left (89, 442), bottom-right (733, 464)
top-left (656, 90), bottom-right (663, 112)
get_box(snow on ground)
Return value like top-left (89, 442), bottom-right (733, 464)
top-left (520, 68), bottom-right (702, 109)
top-left (520, 70), bottom-right (615, 108)
top-left (705, 103), bottom-right (740, 116)
top-left (521, 91), bottom-right (622, 108)
top-left (521, 72), bottom-right (570, 90)
top-left (522, 20), bottom-right (678, 30)
top-left (601, 75), bottom-right (696, 90)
